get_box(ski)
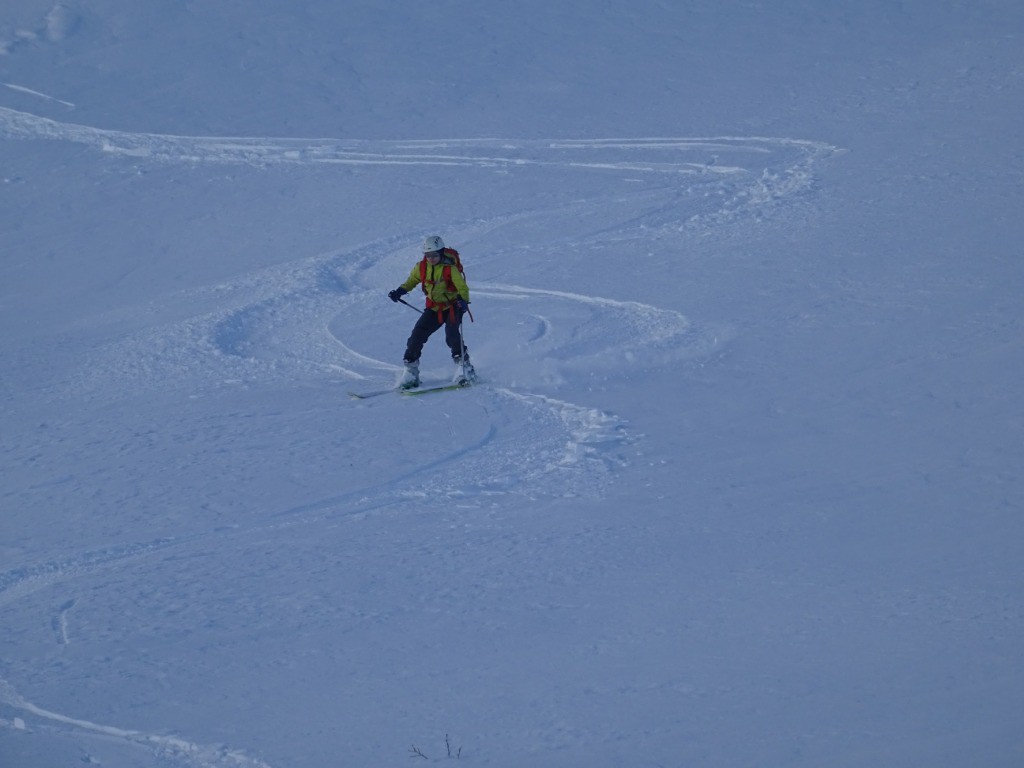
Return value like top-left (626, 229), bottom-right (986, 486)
top-left (349, 380), bottom-right (474, 399)
top-left (400, 381), bottom-right (472, 396)
top-left (348, 387), bottom-right (397, 400)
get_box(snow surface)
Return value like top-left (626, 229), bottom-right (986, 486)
top-left (2, 1), bottom-right (1023, 766)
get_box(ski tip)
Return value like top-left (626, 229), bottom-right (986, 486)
top-left (348, 388), bottom-right (396, 400)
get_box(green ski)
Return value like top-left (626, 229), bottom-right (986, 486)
top-left (400, 381), bottom-right (472, 396)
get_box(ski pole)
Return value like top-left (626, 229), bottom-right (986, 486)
top-left (457, 320), bottom-right (469, 381)
top-left (396, 297), bottom-right (421, 313)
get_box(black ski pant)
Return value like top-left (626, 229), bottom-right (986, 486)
top-left (403, 306), bottom-right (468, 364)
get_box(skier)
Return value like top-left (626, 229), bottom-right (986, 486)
top-left (388, 235), bottom-right (476, 389)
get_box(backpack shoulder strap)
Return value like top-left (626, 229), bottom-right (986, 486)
top-left (420, 250), bottom-right (465, 296)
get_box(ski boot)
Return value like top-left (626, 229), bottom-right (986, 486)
top-left (452, 354), bottom-right (476, 385)
top-left (399, 359), bottom-right (420, 390)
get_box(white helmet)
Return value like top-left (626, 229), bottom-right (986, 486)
top-left (422, 235), bottom-right (445, 254)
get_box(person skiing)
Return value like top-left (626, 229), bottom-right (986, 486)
top-left (388, 235), bottom-right (476, 389)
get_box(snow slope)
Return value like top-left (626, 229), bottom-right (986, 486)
top-left (2, 2), bottom-right (1022, 767)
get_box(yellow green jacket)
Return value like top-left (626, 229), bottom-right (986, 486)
top-left (400, 258), bottom-right (470, 310)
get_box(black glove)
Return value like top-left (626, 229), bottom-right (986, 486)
top-left (388, 287), bottom-right (408, 303)
top-left (454, 298), bottom-right (469, 312)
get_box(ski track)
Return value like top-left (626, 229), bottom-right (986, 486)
top-left (2, 107), bottom-right (835, 767)
top-left (0, 535), bottom-right (277, 767)
top-left (0, 105), bottom-right (833, 178)
top-left (0, 678), bottom-right (273, 768)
